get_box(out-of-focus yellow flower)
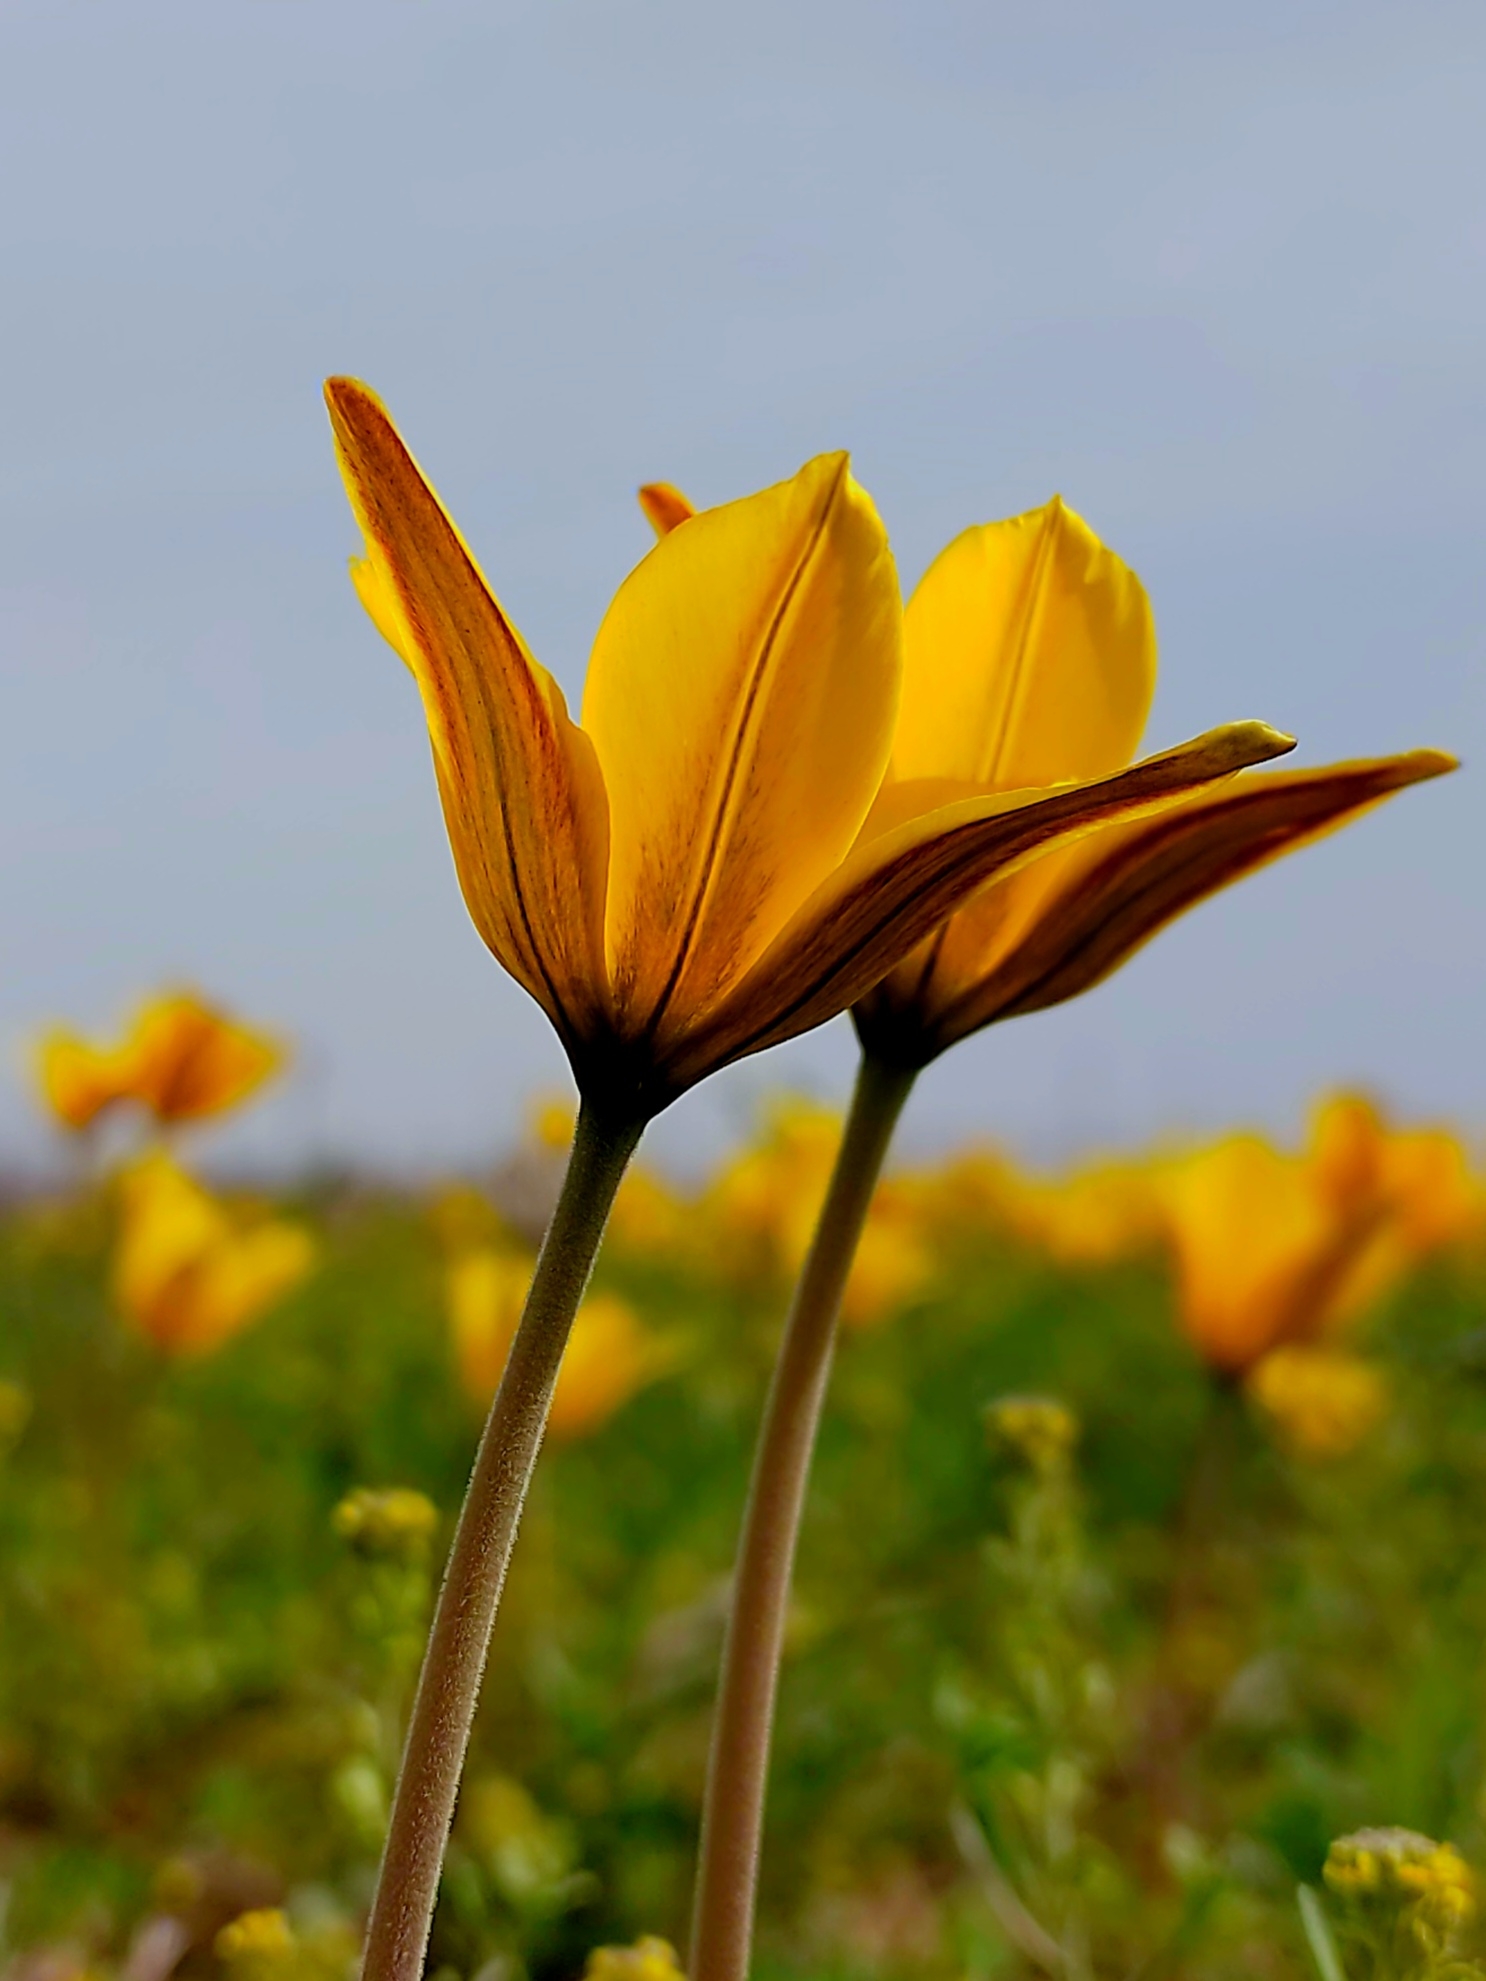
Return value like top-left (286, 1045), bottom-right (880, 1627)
top-left (1247, 1345), bottom-right (1389, 1458)
top-left (701, 1098), bottom-right (933, 1326)
top-left (583, 1937), bottom-right (685, 1981)
top-left (215, 1909), bottom-right (295, 1966)
top-left (333, 1487), bottom-right (439, 1560)
top-left (426, 1181), bottom-right (508, 1254)
top-left (1326, 1828), bottom-right (1475, 1927)
top-left (999, 1156), bottom-right (1165, 1267)
top-left (37, 990), bottom-right (284, 1131)
top-left (0, 1379), bottom-right (31, 1450)
top-left (606, 1163), bottom-right (694, 1260)
top-left (1150, 1096), bottom-right (1483, 1378)
top-left (985, 1394), bottom-right (1079, 1475)
top-left (447, 1248), bottom-right (668, 1436)
top-left (112, 1153), bottom-right (316, 1357)
top-left (331, 378), bottom-right (1295, 1122)
top-left (530, 1093), bottom-right (578, 1152)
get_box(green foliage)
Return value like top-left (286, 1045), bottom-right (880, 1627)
top-left (0, 1185), bottom-right (1484, 1981)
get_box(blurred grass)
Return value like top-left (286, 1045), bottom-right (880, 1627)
top-left (2, 1159), bottom-right (1486, 1981)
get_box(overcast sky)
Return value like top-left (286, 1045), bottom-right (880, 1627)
top-left (0, 0), bottom-right (1482, 1177)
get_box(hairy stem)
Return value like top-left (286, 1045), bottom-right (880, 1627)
top-left (689, 1050), bottom-right (917, 1981)
top-left (361, 1100), bottom-right (643, 1981)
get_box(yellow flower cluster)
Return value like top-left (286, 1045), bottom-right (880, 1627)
top-left (519, 1084), bottom-right (1482, 1457)
top-left (985, 1395), bottom-right (1080, 1475)
top-left (332, 1488), bottom-right (439, 1560)
top-left (1247, 1346), bottom-right (1389, 1457)
top-left (582, 1937), bottom-right (685, 1981)
top-left (215, 1909), bottom-right (295, 1965)
top-left (1325, 1828), bottom-right (1476, 1925)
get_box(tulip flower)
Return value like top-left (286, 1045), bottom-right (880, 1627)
top-left (38, 991), bottom-right (284, 1132)
top-left (112, 1152), bottom-right (315, 1357)
top-left (326, 380), bottom-right (1299, 1981)
top-left (1151, 1094), bottom-right (1480, 1380)
top-left (637, 486), bottom-right (1455, 1981)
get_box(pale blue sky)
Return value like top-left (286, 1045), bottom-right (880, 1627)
top-left (0, 0), bottom-right (1481, 1174)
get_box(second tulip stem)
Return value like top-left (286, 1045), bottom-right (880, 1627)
top-left (361, 1099), bottom-right (643, 1981)
top-left (688, 1049), bottom-right (917, 1981)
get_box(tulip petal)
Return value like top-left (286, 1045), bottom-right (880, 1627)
top-left (901, 749), bottom-right (1456, 1052)
top-left (891, 499), bottom-right (1155, 789)
top-left (671, 720), bottom-right (1295, 1086)
top-left (583, 452), bottom-right (902, 1036)
top-left (324, 378), bottom-right (611, 1047)
top-left (638, 482), bottom-right (696, 537)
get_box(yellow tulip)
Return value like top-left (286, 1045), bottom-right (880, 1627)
top-left (446, 1248), bottom-right (666, 1437)
top-left (644, 487), bottom-right (1450, 1068)
top-left (1148, 1096), bottom-right (1480, 1377)
top-left (858, 504), bottom-right (1453, 1060)
top-left (329, 382), bottom-right (1294, 1122)
top-left (112, 1152), bottom-right (315, 1357)
top-left (37, 990), bottom-right (284, 1131)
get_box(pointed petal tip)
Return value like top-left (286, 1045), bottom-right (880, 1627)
top-left (1406, 746), bottom-right (1459, 779)
top-left (323, 376), bottom-right (390, 438)
top-left (1240, 722), bottom-right (1298, 761)
top-left (637, 482), bottom-right (696, 538)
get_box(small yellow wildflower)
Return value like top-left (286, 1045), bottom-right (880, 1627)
top-left (332, 1487), bottom-right (439, 1560)
top-left (215, 1908), bottom-right (295, 1965)
top-left (530, 1094), bottom-right (578, 1151)
top-left (1325, 1828), bottom-right (1475, 1928)
top-left (583, 1937), bottom-right (685, 1981)
top-left (985, 1394), bottom-right (1079, 1475)
top-left (1248, 1345), bottom-right (1389, 1458)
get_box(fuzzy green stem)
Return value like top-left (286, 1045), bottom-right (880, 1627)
top-left (361, 1100), bottom-right (644, 1981)
top-left (689, 1049), bottom-right (917, 1981)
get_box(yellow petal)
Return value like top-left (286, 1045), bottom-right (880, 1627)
top-left (672, 721), bottom-right (1293, 1088)
top-left (867, 748), bottom-right (1456, 1056)
top-left (582, 452), bottom-right (902, 1038)
top-left (447, 1248), bottom-right (531, 1402)
top-left (546, 1291), bottom-right (668, 1439)
top-left (112, 1154), bottom-right (313, 1357)
top-left (891, 499), bottom-right (1155, 788)
top-left (181, 1223), bottom-right (316, 1356)
top-left (35, 1030), bottom-right (133, 1130)
top-left (126, 991), bottom-right (285, 1124)
top-left (447, 1252), bottom-right (667, 1436)
top-left (325, 378), bottom-right (611, 1047)
top-left (1153, 1135), bottom-right (1336, 1373)
top-left (637, 482), bottom-right (696, 538)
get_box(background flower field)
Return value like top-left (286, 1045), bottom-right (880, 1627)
top-left (5, 1081), bottom-right (1486, 1981)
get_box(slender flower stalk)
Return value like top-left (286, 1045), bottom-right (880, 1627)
top-left (689, 1054), bottom-right (914, 1981)
top-left (639, 485), bottom-right (1456, 1981)
top-left (327, 384), bottom-right (1290, 1981)
top-left (363, 1101), bottom-right (640, 1981)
